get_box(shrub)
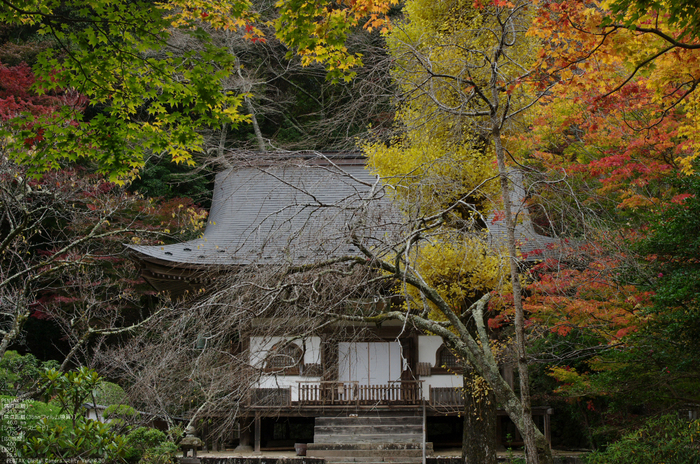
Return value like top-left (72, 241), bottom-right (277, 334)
top-left (94, 381), bottom-right (128, 405)
top-left (142, 441), bottom-right (178, 464)
top-left (125, 426), bottom-right (176, 463)
top-left (586, 415), bottom-right (700, 464)
top-left (18, 368), bottom-right (128, 462)
top-left (22, 416), bottom-right (127, 462)
top-left (104, 403), bottom-right (140, 434)
top-left (0, 351), bottom-right (59, 395)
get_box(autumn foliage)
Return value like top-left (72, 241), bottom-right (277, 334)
top-left (1, 0), bottom-right (700, 455)
top-left (524, 245), bottom-right (651, 341)
top-left (506, 0), bottom-right (700, 444)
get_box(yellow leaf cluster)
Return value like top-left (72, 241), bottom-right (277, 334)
top-left (362, 0), bottom-right (535, 326)
top-left (365, 0), bottom-right (539, 217)
top-left (159, 0), bottom-right (257, 32)
top-left (364, 110), bottom-right (497, 216)
top-left (398, 232), bottom-right (510, 322)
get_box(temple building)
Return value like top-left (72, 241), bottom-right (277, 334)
top-left (127, 153), bottom-right (556, 459)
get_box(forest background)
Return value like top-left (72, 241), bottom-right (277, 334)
top-left (0, 0), bottom-right (699, 462)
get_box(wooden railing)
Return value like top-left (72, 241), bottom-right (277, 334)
top-left (429, 386), bottom-right (462, 406)
top-left (251, 387), bottom-right (292, 407)
top-left (297, 381), bottom-right (422, 406)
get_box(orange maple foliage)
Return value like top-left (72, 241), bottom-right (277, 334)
top-left (505, 1), bottom-right (700, 345)
top-left (524, 242), bottom-right (652, 342)
top-left (528, 0), bottom-right (700, 177)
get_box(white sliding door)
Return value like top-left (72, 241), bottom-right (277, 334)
top-left (338, 341), bottom-right (402, 385)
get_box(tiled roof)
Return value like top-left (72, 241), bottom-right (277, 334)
top-left (128, 156), bottom-right (560, 270)
top-left (127, 157), bottom-right (397, 266)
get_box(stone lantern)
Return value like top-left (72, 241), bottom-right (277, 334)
top-left (180, 426), bottom-right (204, 464)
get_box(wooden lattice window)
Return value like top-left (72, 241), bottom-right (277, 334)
top-left (433, 344), bottom-right (462, 374)
top-left (265, 342), bottom-right (303, 374)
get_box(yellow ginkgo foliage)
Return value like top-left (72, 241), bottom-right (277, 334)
top-left (400, 232), bottom-right (510, 323)
top-left (364, 114), bottom-right (496, 218)
top-left (364, 0), bottom-right (540, 217)
top-left (363, 0), bottom-right (530, 317)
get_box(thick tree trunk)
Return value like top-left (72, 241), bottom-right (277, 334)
top-left (462, 369), bottom-right (497, 464)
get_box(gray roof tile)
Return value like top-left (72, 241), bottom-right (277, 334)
top-left (128, 159), bottom-right (396, 265)
top-left (128, 159), bottom-right (560, 266)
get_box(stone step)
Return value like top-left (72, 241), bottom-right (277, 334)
top-left (324, 459), bottom-right (423, 464)
top-left (316, 412), bottom-right (422, 418)
top-left (314, 414), bottom-right (424, 445)
top-left (316, 416), bottom-right (422, 426)
top-left (307, 442), bottom-right (433, 452)
top-left (326, 458), bottom-right (423, 464)
top-left (315, 425), bottom-right (423, 435)
top-left (313, 435), bottom-right (424, 444)
top-left (314, 435), bottom-right (423, 444)
top-left (308, 448), bottom-right (426, 458)
top-left (316, 456), bottom-right (425, 463)
top-left (307, 441), bottom-right (433, 464)
top-left (383, 457), bottom-right (424, 463)
top-left (329, 456), bottom-right (425, 461)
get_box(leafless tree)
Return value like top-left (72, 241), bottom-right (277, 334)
top-left (0, 153), bottom-right (203, 417)
top-left (99, 153), bottom-right (560, 461)
top-left (101, 259), bottom-right (384, 435)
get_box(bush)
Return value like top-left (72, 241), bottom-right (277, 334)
top-left (0, 351), bottom-right (58, 395)
top-left (0, 395), bottom-right (67, 457)
top-left (94, 381), bottom-right (128, 405)
top-left (104, 403), bottom-right (140, 434)
top-left (22, 416), bottom-right (127, 462)
top-left (0, 366), bottom-right (176, 463)
top-left (125, 426), bottom-right (176, 463)
top-left (18, 368), bottom-right (128, 462)
top-left (586, 415), bottom-right (700, 464)
top-left (142, 441), bottom-right (178, 464)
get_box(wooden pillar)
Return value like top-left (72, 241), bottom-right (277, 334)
top-left (254, 413), bottom-right (261, 454)
top-left (400, 334), bottom-right (417, 380)
top-left (496, 415), bottom-right (503, 449)
top-left (501, 364), bottom-right (514, 389)
top-left (422, 399), bottom-right (426, 464)
top-left (321, 334), bottom-right (338, 382)
top-left (545, 408), bottom-right (553, 446)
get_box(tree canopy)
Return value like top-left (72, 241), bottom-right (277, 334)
top-left (0, 0), bottom-right (394, 181)
top-left (2, 0), bottom-right (700, 461)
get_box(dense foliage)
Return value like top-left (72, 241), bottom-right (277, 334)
top-left (512, 0), bottom-right (700, 451)
top-left (585, 415), bottom-right (700, 464)
top-left (2, 0), bottom-right (700, 461)
top-left (0, 353), bottom-right (178, 462)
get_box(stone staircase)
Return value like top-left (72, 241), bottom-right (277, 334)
top-left (306, 413), bottom-right (432, 464)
